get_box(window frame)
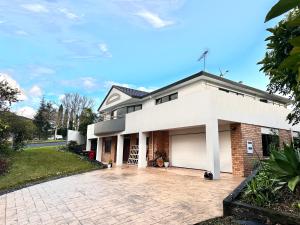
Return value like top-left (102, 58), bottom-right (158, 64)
top-left (155, 92), bottom-right (178, 105)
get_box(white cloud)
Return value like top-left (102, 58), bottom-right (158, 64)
top-left (0, 73), bottom-right (27, 100)
top-left (137, 86), bottom-right (155, 92)
top-left (135, 10), bottom-right (174, 28)
top-left (29, 85), bottom-right (42, 97)
top-left (58, 8), bottom-right (80, 20)
top-left (81, 77), bottom-right (97, 89)
top-left (16, 106), bottom-right (36, 119)
top-left (104, 80), bottom-right (156, 93)
top-left (21, 4), bottom-right (49, 13)
top-left (98, 43), bottom-right (112, 58)
top-left (104, 81), bottom-right (131, 89)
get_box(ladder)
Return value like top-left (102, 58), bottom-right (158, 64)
top-left (127, 145), bottom-right (139, 165)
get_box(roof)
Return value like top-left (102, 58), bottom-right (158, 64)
top-left (142, 71), bottom-right (290, 104)
top-left (98, 71), bottom-right (290, 111)
top-left (113, 85), bottom-right (148, 98)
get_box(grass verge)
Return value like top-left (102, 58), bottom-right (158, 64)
top-left (0, 146), bottom-right (103, 193)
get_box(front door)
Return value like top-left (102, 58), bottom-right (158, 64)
top-left (123, 137), bottom-right (131, 162)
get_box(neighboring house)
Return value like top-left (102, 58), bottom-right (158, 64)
top-left (86, 71), bottom-right (300, 179)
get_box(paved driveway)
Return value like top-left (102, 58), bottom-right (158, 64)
top-left (0, 166), bottom-right (242, 225)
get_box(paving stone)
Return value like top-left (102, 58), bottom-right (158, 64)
top-left (0, 166), bottom-right (242, 225)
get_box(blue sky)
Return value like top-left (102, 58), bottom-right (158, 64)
top-left (0, 0), bottom-right (279, 118)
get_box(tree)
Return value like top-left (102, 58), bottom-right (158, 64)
top-left (33, 98), bottom-right (56, 139)
top-left (260, 1), bottom-right (300, 124)
top-left (0, 80), bottom-right (20, 111)
top-left (61, 93), bottom-right (94, 130)
top-left (56, 104), bottom-right (63, 129)
top-left (0, 79), bottom-right (21, 151)
top-left (78, 108), bottom-right (97, 136)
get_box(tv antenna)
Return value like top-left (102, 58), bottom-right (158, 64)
top-left (219, 68), bottom-right (229, 77)
top-left (198, 50), bottom-right (209, 71)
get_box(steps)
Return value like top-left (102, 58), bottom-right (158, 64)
top-left (127, 145), bottom-right (139, 165)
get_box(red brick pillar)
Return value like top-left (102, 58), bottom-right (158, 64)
top-left (279, 129), bottom-right (292, 147)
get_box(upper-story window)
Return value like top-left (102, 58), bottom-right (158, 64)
top-left (156, 92), bottom-right (178, 105)
top-left (127, 104), bottom-right (142, 113)
top-left (218, 88), bottom-right (244, 97)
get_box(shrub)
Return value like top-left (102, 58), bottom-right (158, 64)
top-left (0, 158), bottom-right (9, 175)
top-left (266, 144), bottom-right (300, 192)
top-left (242, 169), bottom-right (285, 207)
top-left (67, 141), bottom-right (78, 151)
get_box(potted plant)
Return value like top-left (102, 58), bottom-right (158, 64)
top-left (164, 158), bottom-right (169, 168)
top-left (107, 159), bottom-right (113, 168)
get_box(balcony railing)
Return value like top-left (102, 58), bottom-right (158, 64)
top-left (94, 115), bottom-right (125, 135)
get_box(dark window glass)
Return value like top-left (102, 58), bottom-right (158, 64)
top-left (170, 93), bottom-right (178, 100)
top-left (127, 105), bottom-right (142, 113)
top-left (219, 88), bottom-right (230, 93)
top-left (104, 139), bottom-right (112, 153)
top-left (260, 99), bottom-right (268, 103)
top-left (156, 92), bottom-right (178, 105)
top-left (135, 105), bottom-right (142, 111)
top-left (127, 106), bottom-right (135, 113)
top-left (262, 134), bottom-right (279, 156)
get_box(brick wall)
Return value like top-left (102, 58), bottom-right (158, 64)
top-left (230, 123), bottom-right (292, 177)
top-left (148, 131), bottom-right (169, 161)
top-left (230, 123), bottom-right (263, 176)
top-left (279, 129), bottom-right (292, 147)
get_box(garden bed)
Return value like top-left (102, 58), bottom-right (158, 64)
top-left (223, 170), bottom-right (300, 225)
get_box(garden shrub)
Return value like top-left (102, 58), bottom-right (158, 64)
top-left (242, 169), bottom-right (285, 207)
top-left (266, 144), bottom-right (300, 192)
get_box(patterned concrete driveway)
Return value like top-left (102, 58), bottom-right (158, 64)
top-left (0, 166), bottom-right (242, 225)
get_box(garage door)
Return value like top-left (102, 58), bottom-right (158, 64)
top-left (171, 131), bottom-right (232, 172)
top-left (171, 133), bottom-right (208, 170)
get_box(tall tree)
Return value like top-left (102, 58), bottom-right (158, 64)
top-left (63, 108), bottom-right (69, 129)
top-left (33, 98), bottom-right (55, 139)
top-left (61, 93), bottom-right (94, 130)
top-left (56, 104), bottom-right (63, 129)
top-left (78, 108), bottom-right (97, 136)
top-left (260, 2), bottom-right (300, 125)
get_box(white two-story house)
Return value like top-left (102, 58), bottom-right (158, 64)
top-left (86, 71), bottom-right (300, 179)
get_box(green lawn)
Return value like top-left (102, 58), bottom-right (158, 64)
top-left (0, 146), bottom-right (102, 192)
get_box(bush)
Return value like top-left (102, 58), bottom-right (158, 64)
top-left (67, 141), bottom-right (78, 151)
top-left (0, 158), bottom-right (9, 175)
top-left (242, 169), bottom-right (285, 207)
top-left (266, 144), bottom-right (300, 192)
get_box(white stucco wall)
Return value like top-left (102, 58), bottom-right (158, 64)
top-left (124, 80), bottom-right (300, 133)
top-left (67, 130), bottom-right (85, 145)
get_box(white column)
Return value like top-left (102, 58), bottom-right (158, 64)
top-left (86, 139), bottom-right (91, 151)
top-left (116, 134), bottom-right (124, 166)
top-left (138, 132), bottom-right (147, 168)
top-left (96, 137), bottom-right (102, 161)
top-left (205, 119), bottom-right (220, 179)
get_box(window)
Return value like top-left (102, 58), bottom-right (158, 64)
top-left (156, 92), bottom-right (178, 105)
top-left (104, 139), bottom-right (112, 153)
top-left (261, 134), bottom-right (279, 156)
top-left (126, 104), bottom-right (142, 113)
top-left (260, 99), bottom-right (268, 103)
top-left (218, 88), bottom-right (244, 96)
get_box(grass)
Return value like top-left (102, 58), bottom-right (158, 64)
top-left (0, 146), bottom-right (102, 192)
